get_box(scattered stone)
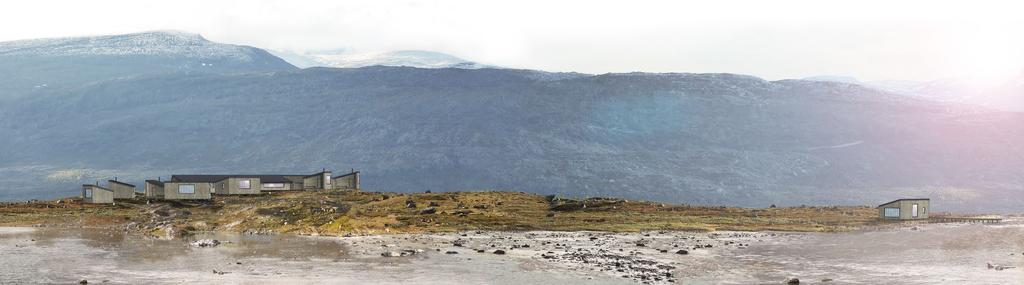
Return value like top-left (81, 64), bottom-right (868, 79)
top-left (79, 280), bottom-right (87, 285)
top-left (420, 207), bottom-right (437, 215)
top-left (446, 251), bottom-right (459, 254)
top-left (381, 251), bottom-right (401, 257)
top-left (493, 249), bottom-right (506, 255)
top-left (675, 250), bottom-right (688, 255)
top-left (190, 239), bottom-right (221, 248)
top-left (212, 269), bottom-right (228, 275)
top-left (785, 278), bottom-right (800, 284)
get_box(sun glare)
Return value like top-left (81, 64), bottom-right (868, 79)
top-left (946, 28), bottom-right (1024, 89)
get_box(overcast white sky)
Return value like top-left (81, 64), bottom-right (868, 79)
top-left (2, 0), bottom-right (1023, 82)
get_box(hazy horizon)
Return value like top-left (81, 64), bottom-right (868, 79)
top-left (3, 0), bottom-right (1024, 83)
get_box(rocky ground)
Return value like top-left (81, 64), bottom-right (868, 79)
top-left (321, 230), bottom-right (797, 284)
top-left (2, 218), bottom-right (1021, 284)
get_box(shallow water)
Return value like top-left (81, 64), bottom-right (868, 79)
top-left (1, 220), bottom-right (1022, 284)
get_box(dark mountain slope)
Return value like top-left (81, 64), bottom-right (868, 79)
top-left (1, 67), bottom-right (1021, 212)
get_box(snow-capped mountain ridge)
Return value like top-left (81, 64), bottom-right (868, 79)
top-left (0, 31), bottom-right (264, 62)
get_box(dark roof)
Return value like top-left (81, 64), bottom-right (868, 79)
top-left (333, 171), bottom-right (359, 179)
top-left (82, 184), bottom-right (112, 191)
top-left (877, 198), bottom-right (930, 208)
top-left (108, 180), bottom-right (136, 188)
top-left (145, 180), bottom-right (164, 187)
top-left (171, 174), bottom-right (300, 184)
top-left (305, 170), bottom-right (332, 178)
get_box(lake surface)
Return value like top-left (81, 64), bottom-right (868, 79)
top-left (1, 219), bottom-right (1022, 284)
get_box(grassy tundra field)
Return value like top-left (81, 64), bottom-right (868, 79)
top-left (0, 190), bottom-right (879, 237)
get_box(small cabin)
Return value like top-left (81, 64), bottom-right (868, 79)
top-left (82, 184), bottom-right (114, 204)
top-left (332, 170), bottom-right (360, 190)
top-left (145, 180), bottom-right (165, 199)
top-left (107, 179), bottom-right (137, 199)
top-left (877, 198), bottom-right (929, 220)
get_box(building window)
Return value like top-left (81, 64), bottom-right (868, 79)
top-left (85, 189), bottom-right (93, 198)
top-left (912, 204), bottom-right (919, 217)
top-left (262, 183), bottom-right (285, 188)
top-left (239, 179), bottom-right (251, 189)
top-left (883, 207), bottom-right (900, 217)
top-left (179, 184), bottom-right (195, 194)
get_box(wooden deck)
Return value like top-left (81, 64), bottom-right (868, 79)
top-left (929, 217), bottom-right (1003, 224)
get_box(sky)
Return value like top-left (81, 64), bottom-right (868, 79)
top-left (2, 0), bottom-right (1024, 82)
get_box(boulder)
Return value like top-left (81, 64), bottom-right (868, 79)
top-left (676, 250), bottom-right (689, 255)
top-left (493, 249), bottom-right (506, 255)
top-left (785, 278), bottom-right (800, 284)
top-left (420, 207), bottom-right (437, 215)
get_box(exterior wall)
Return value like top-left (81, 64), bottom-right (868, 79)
top-left (303, 172), bottom-right (331, 190)
top-left (145, 182), bottom-right (164, 198)
top-left (108, 182), bottom-right (136, 199)
top-left (259, 182), bottom-right (293, 191)
top-left (82, 185), bottom-right (114, 204)
top-left (216, 177), bottom-right (262, 195)
top-left (162, 182), bottom-right (213, 200)
top-left (879, 200), bottom-right (930, 220)
top-left (332, 172), bottom-right (359, 190)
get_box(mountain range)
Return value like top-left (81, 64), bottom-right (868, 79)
top-left (1, 31), bottom-right (1022, 213)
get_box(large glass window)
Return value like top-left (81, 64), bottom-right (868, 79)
top-left (262, 183), bottom-right (285, 188)
top-left (239, 179), bottom-right (251, 189)
top-left (883, 207), bottom-right (900, 217)
top-left (912, 204), bottom-right (919, 217)
top-left (179, 184), bottom-right (195, 194)
top-left (85, 188), bottom-right (93, 198)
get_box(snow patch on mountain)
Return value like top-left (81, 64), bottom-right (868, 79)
top-left (276, 49), bottom-right (493, 69)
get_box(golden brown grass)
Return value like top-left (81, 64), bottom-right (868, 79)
top-left (0, 190), bottom-right (879, 236)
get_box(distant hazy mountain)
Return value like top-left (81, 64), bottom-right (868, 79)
top-left (802, 75), bottom-right (861, 84)
top-left (1, 32), bottom-right (1022, 213)
top-left (806, 75), bottom-right (1024, 112)
top-left (0, 31), bottom-right (295, 100)
top-left (273, 49), bottom-right (491, 69)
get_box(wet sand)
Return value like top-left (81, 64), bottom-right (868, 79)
top-left (1, 219), bottom-right (1022, 284)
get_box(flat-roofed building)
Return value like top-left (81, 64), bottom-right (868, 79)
top-left (878, 198), bottom-right (930, 220)
top-left (332, 171), bottom-right (360, 190)
top-left (82, 184), bottom-right (114, 204)
top-left (107, 179), bottom-right (136, 199)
